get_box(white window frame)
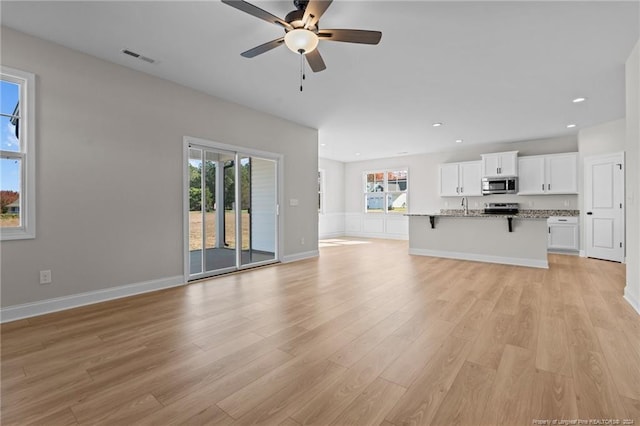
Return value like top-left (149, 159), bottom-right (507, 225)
top-left (318, 169), bottom-right (325, 214)
top-left (363, 168), bottom-right (409, 214)
top-left (1, 66), bottom-right (36, 240)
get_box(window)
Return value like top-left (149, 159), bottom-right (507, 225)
top-left (318, 169), bottom-right (325, 213)
top-left (1, 67), bottom-right (35, 240)
top-left (364, 169), bottom-right (408, 213)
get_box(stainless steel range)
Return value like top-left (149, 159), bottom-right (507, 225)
top-left (484, 203), bottom-right (519, 215)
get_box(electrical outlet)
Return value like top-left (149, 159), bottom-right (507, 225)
top-left (301, 237), bottom-right (305, 245)
top-left (39, 270), bottom-right (52, 285)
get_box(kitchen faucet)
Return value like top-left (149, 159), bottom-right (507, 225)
top-left (461, 197), bottom-right (468, 215)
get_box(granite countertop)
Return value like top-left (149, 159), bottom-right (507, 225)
top-left (406, 209), bottom-right (579, 219)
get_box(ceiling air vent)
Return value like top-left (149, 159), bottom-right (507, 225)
top-left (121, 49), bottom-right (156, 64)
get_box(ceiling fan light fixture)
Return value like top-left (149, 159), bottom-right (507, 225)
top-left (284, 28), bottom-right (319, 54)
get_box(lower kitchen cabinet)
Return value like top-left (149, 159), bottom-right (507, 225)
top-left (548, 216), bottom-right (579, 251)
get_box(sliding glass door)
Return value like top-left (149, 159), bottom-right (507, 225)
top-left (187, 143), bottom-right (278, 280)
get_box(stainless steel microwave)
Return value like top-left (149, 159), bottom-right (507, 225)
top-left (482, 177), bottom-right (518, 195)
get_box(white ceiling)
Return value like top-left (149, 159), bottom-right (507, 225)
top-left (2, 1), bottom-right (639, 162)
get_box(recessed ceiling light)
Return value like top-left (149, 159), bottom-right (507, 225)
top-left (455, 139), bottom-right (463, 144)
top-left (320, 143), bottom-right (326, 146)
top-left (572, 97), bottom-right (587, 103)
top-left (432, 122), bottom-right (443, 127)
top-left (566, 124), bottom-right (577, 128)
top-left (355, 152), bottom-right (361, 156)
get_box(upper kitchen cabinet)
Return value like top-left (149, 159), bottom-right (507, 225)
top-left (439, 161), bottom-right (482, 197)
top-left (481, 151), bottom-right (518, 177)
top-left (518, 152), bottom-right (578, 195)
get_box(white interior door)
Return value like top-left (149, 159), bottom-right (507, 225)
top-left (584, 152), bottom-right (625, 262)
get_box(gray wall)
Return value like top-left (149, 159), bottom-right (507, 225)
top-left (625, 40), bottom-right (640, 312)
top-left (0, 27), bottom-right (318, 308)
top-left (344, 135), bottom-right (579, 215)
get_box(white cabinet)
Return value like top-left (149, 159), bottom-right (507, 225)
top-left (518, 156), bottom-right (545, 193)
top-left (547, 153), bottom-right (578, 194)
top-left (439, 161), bottom-right (482, 197)
top-left (548, 216), bottom-right (579, 251)
top-left (518, 152), bottom-right (578, 195)
top-left (460, 162), bottom-right (482, 196)
top-left (481, 151), bottom-right (518, 177)
top-left (439, 163), bottom-right (460, 196)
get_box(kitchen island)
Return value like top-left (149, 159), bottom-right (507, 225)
top-left (406, 210), bottom-right (578, 268)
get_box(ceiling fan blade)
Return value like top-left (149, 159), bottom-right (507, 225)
top-left (241, 37), bottom-right (285, 58)
top-left (318, 29), bottom-right (382, 45)
top-left (303, 0), bottom-right (333, 29)
top-left (221, 0), bottom-right (292, 30)
top-left (305, 49), bottom-right (326, 72)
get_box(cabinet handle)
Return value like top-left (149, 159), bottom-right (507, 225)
top-left (456, 187), bottom-right (459, 194)
top-left (548, 184), bottom-right (551, 190)
top-left (548, 227), bottom-right (550, 234)
top-left (542, 184), bottom-right (544, 191)
top-left (461, 187), bottom-right (464, 193)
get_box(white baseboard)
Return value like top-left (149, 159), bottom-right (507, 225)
top-left (409, 248), bottom-right (549, 269)
top-left (624, 286), bottom-right (640, 315)
top-left (0, 275), bottom-right (184, 323)
top-left (345, 232), bottom-right (409, 241)
top-left (282, 250), bottom-right (319, 263)
top-left (548, 249), bottom-right (579, 256)
top-left (579, 250), bottom-right (586, 257)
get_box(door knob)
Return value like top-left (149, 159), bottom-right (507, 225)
top-left (586, 212), bottom-right (593, 215)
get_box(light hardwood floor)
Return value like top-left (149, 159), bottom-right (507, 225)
top-left (2, 238), bottom-right (639, 425)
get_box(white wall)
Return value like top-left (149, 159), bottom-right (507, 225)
top-left (0, 27), bottom-right (318, 310)
top-left (625, 40), bottom-right (640, 313)
top-left (577, 119), bottom-right (627, 253)
top-left (342, 135), bottom-right (578, 239)
top-left (318, 157), bottom-right (345, 238)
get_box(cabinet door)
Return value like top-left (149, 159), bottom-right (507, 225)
top-left (499, 152), bottom-right (518, 176)
top-left (518, 156), bottom-right (545, 194)
top-left (482, 155), bottom-right (501, 177)
top-left (548, 224), bottom-right (579, 250)
top-left (459, 162), bottom-right (482, 196)
top-left (439, 163), bottom-right (460, 197)
top-left (546, 153), bottom-right (577, 194)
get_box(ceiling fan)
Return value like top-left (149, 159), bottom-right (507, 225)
top-left (221, 0), bottom-right (382, 74)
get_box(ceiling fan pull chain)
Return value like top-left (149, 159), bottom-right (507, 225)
top-left (299, 50), bottom-right (305, 92)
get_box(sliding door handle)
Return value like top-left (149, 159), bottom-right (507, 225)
top-left (586, 212), bottom-right (593, 215)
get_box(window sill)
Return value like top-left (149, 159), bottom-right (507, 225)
top-left (1, 228), bottom-right (35, 241)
